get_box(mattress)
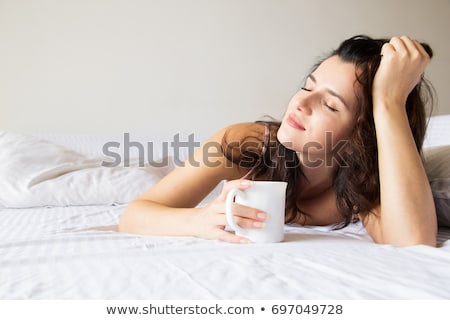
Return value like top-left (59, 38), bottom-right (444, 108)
top-left (1, 115), bottom-right (450, 299)
top-left (1, 204), bottom-right (450, 299)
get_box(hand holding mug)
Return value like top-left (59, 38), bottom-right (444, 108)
top-left (226, 181), bottom-right (287, 243)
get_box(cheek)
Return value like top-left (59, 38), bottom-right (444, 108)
top-left (326, 122), bottom-right (355, 149)
top-left (319, 118), bottom-right (355, 150)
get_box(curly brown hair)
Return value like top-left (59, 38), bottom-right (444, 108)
top-left (222, 35), bottom-right (435, 228)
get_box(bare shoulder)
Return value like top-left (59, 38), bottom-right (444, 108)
top-left (134, 122), bottom-right (264, 208)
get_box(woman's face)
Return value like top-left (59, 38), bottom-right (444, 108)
top-left (277, 55), bottom-right (360, 166)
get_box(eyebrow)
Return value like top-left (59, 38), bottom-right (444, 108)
top-left (307, 74), bottom-right (350, 110)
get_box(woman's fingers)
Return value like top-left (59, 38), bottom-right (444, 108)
top-left (216, 229), bottom-right (252, 244)
top-left (218, 179), bottom-right (252, 201)
top-left (234, 202), bottom-right (267, 220)
top-left (388, 36), bottom-right (408, 55)
top-left (218, 178), bottom-right (267, 223)
top-left (382, 36), bottom-right (429, 61)
top-left (412, 39), bottom-right (432, 61)
top-left (374, 35), bottom-right (431, 106)
top-left (199, 178), bottom-right (269, 243)
top-left (197, 215), bottom-right (251, 243)
top-left (400, 36), bottom-right (418, 55)
top-left (211, 202), bottom-right (266, 229)
top-left (386, 36), bottom-right (430, 62)
top-left (398, 36), bottom-right (430, 64)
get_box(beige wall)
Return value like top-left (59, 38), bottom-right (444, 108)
top-left (1, 0), bottom-right (449, 136)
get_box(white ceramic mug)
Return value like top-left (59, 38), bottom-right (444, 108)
top-left (225, 181), bottom-right (287, 243)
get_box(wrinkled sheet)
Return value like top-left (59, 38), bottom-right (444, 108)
top-left (1, 205), bottom-right (449, 299)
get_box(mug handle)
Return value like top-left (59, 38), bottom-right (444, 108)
top-left (225, 188), bottom-right (246, 235)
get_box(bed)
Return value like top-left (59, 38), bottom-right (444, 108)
top-left (1, 115), bottom-right (450, 299)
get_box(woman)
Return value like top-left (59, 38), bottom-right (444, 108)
top-left (119, 35), bottom-right (437, 246)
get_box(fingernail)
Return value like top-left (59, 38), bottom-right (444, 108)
top-left (257, 212), bottom-right (267, 220)
top-left (253, 221), bottom-right (265, 228)
top-left (240, 180), bottom-right (252, 187)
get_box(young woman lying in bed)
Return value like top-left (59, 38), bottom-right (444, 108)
top-left (119, 35), bottom-right (437, 247)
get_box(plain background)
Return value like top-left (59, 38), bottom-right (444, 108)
top-left (1, 0), bottom-right (449, 137)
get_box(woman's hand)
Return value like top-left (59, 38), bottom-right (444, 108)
top-left (193, 179), bottom-right (267, 243)
top-left (372, 36), bottom-right (431, 110)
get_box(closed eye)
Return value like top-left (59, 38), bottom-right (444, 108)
top-left (303, 87), bottom-right (339, 112)
top-left (325, 103), bottom-right (338, 112)
top-left (305, 74), bottom-right (351, 111)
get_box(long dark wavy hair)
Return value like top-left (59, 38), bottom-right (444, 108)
top-left (222, 35), bottom-right (435, 228)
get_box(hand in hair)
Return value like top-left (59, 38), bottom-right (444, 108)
top-left (372, 36), bottom-right (431, 110)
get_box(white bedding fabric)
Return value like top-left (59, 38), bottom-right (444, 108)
top-left (0, 131), bottom-right (177, 208)
top-left (1, 204), bottom-right (449, 299)
top-left (1, 115), bottom-right (450, 299)
top-left (424, 114), bottom-right (450, 148)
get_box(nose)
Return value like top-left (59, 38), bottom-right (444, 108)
top-left (296, 100), bottom-right (313, 115)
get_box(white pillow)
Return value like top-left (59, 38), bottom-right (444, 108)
top-left (0, 131), bottom-right (174, 208)
top-left (424, 114), bottom-right (450, 148)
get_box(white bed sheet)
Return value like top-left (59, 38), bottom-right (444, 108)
top-left (2, 115), bottom-right (450, 299)
top-left (1, 204), bottom-right (450, 299)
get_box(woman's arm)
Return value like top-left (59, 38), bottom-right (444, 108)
top-left (118, 123), bottom-right (268, 243)
top-left (361, 36), bottom-right (437, 246)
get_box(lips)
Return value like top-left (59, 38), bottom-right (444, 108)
top-left (286, 114), bottom-right (306, 131)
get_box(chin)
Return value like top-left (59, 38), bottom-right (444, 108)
top-left (277, 125), bottom-right (299, 151)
